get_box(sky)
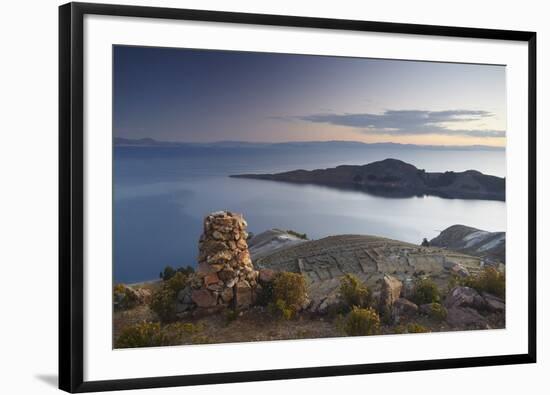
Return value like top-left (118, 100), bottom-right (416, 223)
top-left (113, 45), bottom-right (506, 147)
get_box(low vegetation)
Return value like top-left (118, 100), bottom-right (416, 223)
top-left (339, 274), bottom-right (371, 310)
top-left (412, 277), bottom-right (441, 305)
top-left (343, 306), bottom-right (381, 336)
top-left (463, 267), bottom-right (505, 298)
top-left (269, 272), bottom-right (308, 320)
top-left (115, 321), bottom-right (207, 348)
top-left (159, 265), bottom-right (194, 281)
top-left (427, 303), bottom-right (448, 321)
top-left (115, 322), bottom-right (166, 348)
top-left (406, 323), bottom-right (430, 333)
top-left (150, 272), bottom-right (190, 322)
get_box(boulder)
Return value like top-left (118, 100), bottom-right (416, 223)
top-left (445, 286), bottom-right (487, 310)
top-left (191, 289), bottom-right (218, 308)
top-left (449, 263), bottom-right (470, 278)
top-left (446, 306), bottom-right (488, 328)
top-left (379, 274), bottom-right (403, 309)
top-left (392, 298), bottom-right (418, 323)
top-left (235, 280), bottom-right (253, 309)
top-left (482, 292), bottom-right (505, 312)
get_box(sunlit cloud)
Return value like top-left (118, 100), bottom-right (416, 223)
top-left (297, 110), bottom-right (505, 138)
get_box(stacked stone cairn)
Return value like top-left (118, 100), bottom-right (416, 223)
top-left (191, 211), bottom-right (260, 310)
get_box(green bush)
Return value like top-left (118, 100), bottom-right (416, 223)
top-left (115, 322), bottom-right (166, 348)
top-left (412, 278), bottom-right (441, 305)
top-left (343, 306), bottom-right (381, 336)
top-left (150, 272), bottom-right (189, 322)
top-left (270, 272), bottom-right (308, 319)
top-left (339, 274), bottom-right (371, 310)
top-left (464, 267), bottom-right (505, 298)
top-left (429, 303), bottom-right (448, 321)
top-left (406, 323), bottom-right (430, 333)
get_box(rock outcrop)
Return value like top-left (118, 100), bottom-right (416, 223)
top-left (430, 224), bottom-right (505, 264)
top-left (231, 158), bottom-right (505, 201)
top-left (193, 211), bottom-right (259, 310)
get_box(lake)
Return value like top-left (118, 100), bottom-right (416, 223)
top-left (114, 144), bottom-right (506, 283)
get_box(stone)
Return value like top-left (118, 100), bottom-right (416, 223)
top-left (203, 272), bottom-right (220, 286)
top-left (221, 287), bottom-right (234, 303)
top-left (207, 250), bottom-right (234, 264)
top-left (218, 268), bottom-right (235, 282)
top-left (445, 286), bottom-right (487, 310)
top-left (235, 281), bottom-right (253, 309)
top-left (482, 292), bottom-right (505, 312)
top-left (450, 263), bottom-right (470, 277)
top-left (191, 289), bottom-right (218, 308)
top-left (392, 298), bottom-right (418, 323)
top-left (401, 277), bottom-right (415, 299)
top-left (212, 230), bottom-right (225, 240)
top-left (446, 306), bottom-right (488, 328)
top-left (259, 268), bottom-right (276, 283)
top-left (379, 274), bottom-right (403, 309)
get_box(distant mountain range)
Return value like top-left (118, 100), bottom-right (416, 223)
top-left (114, 137), bottom-right (504, 151)
top-left (231, 158), bottom-right (505, 201)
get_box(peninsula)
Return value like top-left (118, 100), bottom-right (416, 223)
top-left (230, 158), bottom-right (505, 201)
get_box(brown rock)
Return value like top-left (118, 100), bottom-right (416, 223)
top-left (235, 281), bottom-right (253, 309)
top-left (379, 274), bottom-right (403, 309)
top-left (221, 287), bottom-right (234, 303)
top-left (392, 298), bottom-right (418, 323)
top-left (203, 272), bottom-right (220, 286)
top-left (446, 306), bottom-right (488, 328)
top-left (218, 268), bottom-right (236, 282)
top-left (445, 286), bottom-right (487, 310)
top-left (482, 292), bottom-right (505, 312)
top-left (191, 289), bottom-right (218, 308)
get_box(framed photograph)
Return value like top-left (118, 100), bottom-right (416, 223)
top-left (59, 2), bottom-right (537, 393)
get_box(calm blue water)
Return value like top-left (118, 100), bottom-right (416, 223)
top-left (114, 144), bottom-right (506, 283)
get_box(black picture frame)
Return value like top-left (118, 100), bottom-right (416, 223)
top-left (59, 2), bottom-right (537, 393)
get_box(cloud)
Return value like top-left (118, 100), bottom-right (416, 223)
top-left (297, 109), bottom-right (505, 138)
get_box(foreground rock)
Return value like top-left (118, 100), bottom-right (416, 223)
top-left (429, 224), bottom-right (505, 264)
top-left (231, 158), bottom-right (505, 201)
top-left (192, 211), bottom-right (259, 310)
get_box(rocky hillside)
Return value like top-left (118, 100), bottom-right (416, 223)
top-left (429, 224), bottom-right (505, 264)
top-left (253, 234), bottom-right (485, 314)
top-left (248, 229), bottom-right (308, 261)
top-left (231, 158), bottom-right (505, 200)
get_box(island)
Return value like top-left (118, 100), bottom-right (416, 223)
top-left (230, 158), bottom-right (505, 201)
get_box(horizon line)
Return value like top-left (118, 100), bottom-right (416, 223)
top-left (114, 137), bottom-right (505, 149)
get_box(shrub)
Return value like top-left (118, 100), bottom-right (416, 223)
top-left (269, 299), bottom-right (294, 320)
top-left (464, 267), bottom-right (505, 298)
top-left (160, 265), bottom-right (176, 281)
top-left (406, 323), bottom-right (430, 333)
top-left (412, 278), bottom-right (441, 305)
top-left (343, 306), bottom-right (381, 336)
top-left (150, 271), bottom-right (191, 322)
top-left (393, 325), bottom-right (407, 334)
top-left (270, 272), bottom-right (308, 319)
top-left (339, 274), bottom-right (371, 310)
top-left (160, 265), bottom-right (194, 281)
top-left (115, 322), bottom-right (166, 348)
top-left (286, 230), bottom-right (308, 240)
top-left (428, 303), bottom-right (448, 321)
